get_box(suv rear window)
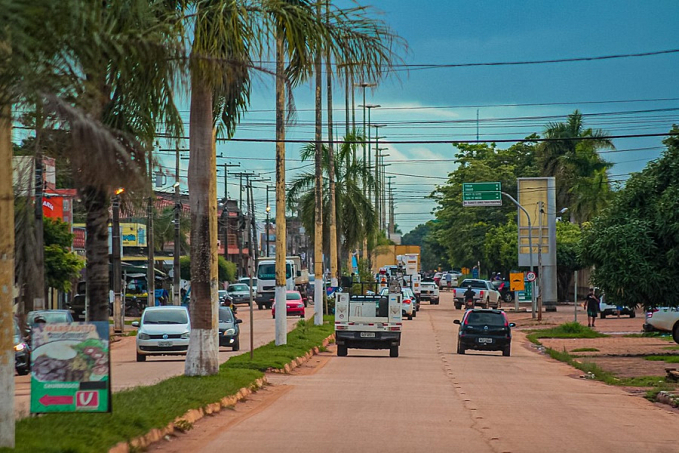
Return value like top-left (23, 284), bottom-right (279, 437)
top-left (466, 312), bottom-right (505, 326)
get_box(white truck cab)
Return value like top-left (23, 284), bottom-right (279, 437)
top-left (256, 259), bottom-right (295, 309)
top-left (335, 284), bottom-right (403, 357)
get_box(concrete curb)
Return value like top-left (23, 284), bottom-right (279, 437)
top-left (108, 333), bottom-right (335, 453)
top-left (267, 334), bottom-right (335, 374)
top-left (108, 377), bottom-right (267, 453)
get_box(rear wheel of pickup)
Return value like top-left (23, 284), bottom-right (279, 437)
top-left (503, 345), bottom-right (511, 357)
top-left (673, 324), bottom-right (679, 345)
top-left (337, 345), bottom-right (348, 356)
top-left (390, 346), bottom-right (399, 357)
top-left (456, 343), bottom-right (465, 354)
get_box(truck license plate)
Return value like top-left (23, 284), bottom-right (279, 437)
top-left (477, 338), bottom-right (493, 344)
top-left (360, 332), bottom-right (376, 338)
top-left (158, 341), bottom-right (173, 347)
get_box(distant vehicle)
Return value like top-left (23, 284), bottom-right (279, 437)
top-left (598, 293), bottom-right (635, 319)
top-left (227, 283), bottom-right (253, 305)
top-left (27, 310), bottom-right (74, 327)
top-left (218, 290), bottom-right (236, 313)
top-left (379, 287), bottom-right (415, 320)
top-left (238, 276), bottom-right (257, 288)
top-left (644, 307), bottom-right (679, 343)
top-left (334, 290), bottom-right (402, 357)
top-left (433, 272), bottom-right (443, 287)
top-left (420, 281), bottom-right (440, 305)
top-left (453, 279), bottom-right (501, 310)
top-left (13, 318), bottom-right (30, 376)
top-left (454, 309), bottom-right (515, 356)
top-left (256, 259), bottom-right (296, 310)
top-left (133, 306), bottom-right (191, 362)
top-left (272, 290), bottom-right (306, 319)
top-left (218, 306), bottom-right (242, 350)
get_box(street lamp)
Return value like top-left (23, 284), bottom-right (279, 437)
top-left (372, 124), bottom-right (387, 229)
top-left (378, 150), bottom-right (390, 230)
top-left (266, 205), bottom-right (271, 257)
top-left (112, 187), bottom-right (124, 332)
top-left (359, 104), bottom-right (380, 197)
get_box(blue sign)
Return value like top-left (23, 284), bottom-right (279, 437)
top-left (472, 268), bottom-right (479, 279)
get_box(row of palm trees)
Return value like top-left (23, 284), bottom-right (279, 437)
top-left (1, 0), bottom-right (401, 380)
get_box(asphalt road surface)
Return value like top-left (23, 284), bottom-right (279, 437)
top-left (153, 293), bottom-right (678, 453)
top-left (13, 303), bottom-right (315, 418)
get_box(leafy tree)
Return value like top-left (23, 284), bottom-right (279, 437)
top-left (43, 218), bottom-right (84, 292)
top-left (154, 207), bottom-right (190, 254)
top-left (402, 221), bottom-right (448, 271)
top-left (580, 128), bottom-right (679, 309)
top-left (180, 255), bottom-right (236, 284)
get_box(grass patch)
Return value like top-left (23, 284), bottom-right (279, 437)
top-left (572, 348), bottom-right (599, 352)
top-left (644, 355), bottom-right (679, 363)
top-left (2, 317), bottom-right (335, 453)
top-left (624, 332), bottom-right (674, 341)
top-left (527, 322), bottom-right (608, 344)
top-left (225, 316), bottom-right (334, 372)
top-left (664, 345), bottom-right (679, 350)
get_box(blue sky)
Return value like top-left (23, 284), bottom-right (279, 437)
top-left (156, 1), bottom-right (679, 233)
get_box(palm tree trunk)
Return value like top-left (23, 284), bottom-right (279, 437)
top-left (274, 30), bottom-right (287, 345)
top-left (81, 186), bottom-right (110, 321)
top-left (0, 102), bottom-right (16, 448)
top-left (185, 69), bottom-right (219, 376)
top-left (327, 22), bottom-right (338, 289)
top-left (313, 1), bottom-right (323, 326)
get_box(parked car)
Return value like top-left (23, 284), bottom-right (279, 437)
top-left (379, 287), bottom-right (416, 320)
top-left (454, 309), bottom-right (515, 356)
top-left (272, 290), bottom-right (305, 318)
top-left (133, 306), bottom-right (191, 362)
top-left (420, 281), bottom-right (440, 305)
top-left (13, 318), bottom-right (30, 376)
top-left (453, 279), bottom-right (501, 310)
top-left (227, 283), bottom-right (253, 305)
top-left (238, 276), bottom-right (257, 289)
top-left (644, 307), bottom-right (679, 343)
top-left (598, 293), bottom-right (635, 319)
top-left (218, 306), bottom-right (242, 350)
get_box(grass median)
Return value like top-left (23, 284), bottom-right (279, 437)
top-left (2, 316), bottom-right (335, 453)
top-left (526, 322), bottom-right (608, 344)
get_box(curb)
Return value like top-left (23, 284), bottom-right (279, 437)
top-left (109, 333), bottom-right (335, 453)
top-left (267, 334), bottom-right (335, 374)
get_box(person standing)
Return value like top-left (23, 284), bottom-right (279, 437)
top-left (584, 287), bottom-right (600, 328)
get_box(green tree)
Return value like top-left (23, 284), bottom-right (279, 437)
top-left (154, 207), bottom-right (190, 254)
top-left (580, 128), bottom-right (679, 309)
top-left (401, 221), bottom-right (448, 271)
top-left (538, 110), bottom-right (614, 215)
top-left (42, 218), bottom-right (84, 292)
top-left (180, 255), bottom-right (236, 284)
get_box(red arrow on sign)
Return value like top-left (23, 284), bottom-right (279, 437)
top-left (39, 395), bottom-right (74, 406)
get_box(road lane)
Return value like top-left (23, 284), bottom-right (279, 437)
top-left (14, 303), bottom-right (316, 418)
top-left (154, 292), bottom-right (679, 453)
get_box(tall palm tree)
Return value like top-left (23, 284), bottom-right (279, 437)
top-left (538, 110), bottom-right (614, 211)
top-left (288, 133), bottom-right (377, 265)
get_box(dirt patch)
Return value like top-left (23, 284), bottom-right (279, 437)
top-left (578, 356), bottom-right (673, 379)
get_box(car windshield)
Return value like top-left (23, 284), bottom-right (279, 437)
top-left (257, 264), bottom-right (292, 280)
top-left (143, 309), bottom-right (188, 325)
top-left (466, 312), bottom-right (505, 326)
top-left (230, 284), bottom-right (249, 292)
top-left (28, 311), bottom-right (72, 325)
top-left (402, 289), bottom-right (415, 298)
top-left (286, 292), bottom-right (301, 300)
top-left (218, 290), bottom-right (227, 297)
top-left (461, 280), bottom-right (487, 289)
top-left (218, 308), bottom-right (234, 323)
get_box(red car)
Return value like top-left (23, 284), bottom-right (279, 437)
top-left (272, 291), bottom-right (306, 319)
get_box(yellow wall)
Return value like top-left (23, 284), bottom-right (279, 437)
top-left (373, 245), bottom-right (421, 271)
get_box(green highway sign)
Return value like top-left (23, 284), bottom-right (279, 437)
top-left (462, 182), bottom-right (502, 207)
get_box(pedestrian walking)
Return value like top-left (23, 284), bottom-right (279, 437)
top-left (584, 287), bottom-right (600, 328)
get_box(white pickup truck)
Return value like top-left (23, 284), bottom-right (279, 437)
top-left (420, 281), bottom-right (440, 305)
top-left (644, 307), bottom-right (679, 343)
top-left (453, 279), bottom-right (501, 310)
top-left (334, 291), bottom-right (403, 357)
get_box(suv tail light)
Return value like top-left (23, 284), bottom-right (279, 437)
top-left (646, 308), bottom-right (659, 318)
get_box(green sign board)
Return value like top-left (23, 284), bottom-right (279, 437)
top-left (30, 322), bottom-right (111, 413)
top-left (462, 182), bottom-right (502, 206)
top-left (518, 280), bottom-right (533, 302)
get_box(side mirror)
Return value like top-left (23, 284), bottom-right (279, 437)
top-left (235, 319), bottom-right (243, 324)
top-left (453, 319), bottom-right (461, 325)
top-left (509, 322), bottom-right (516, 328)
top-left (131, 321), bottom-right (140, 328)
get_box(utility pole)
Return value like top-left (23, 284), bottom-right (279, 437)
top-left (173, 146), bottom-right (181, 305)
top-left (537, 200), bottom-right (544, 321)
top-left (33, 107), bottom-right (45, 311)
top-left (1, 100), bottom-right (16, 448)
top-left (372, 124), bottom-right (386, 230)
top-left (147, 149), bottom-right (155, 309)
top-left (220, 161), bottom-right (239, 268)
top-left (266, 186), bottom-right (272, 257)
top-left (112, 189), bottom-right (123, 332)
top-left (387, 176), bottom-right (396, 237)
top-left (233, 171), bottom-right (254, 278)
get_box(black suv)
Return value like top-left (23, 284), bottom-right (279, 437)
top-left (454, 309), bottom-right (515, 356)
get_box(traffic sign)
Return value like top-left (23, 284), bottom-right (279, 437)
top-left (509, 272), bottom-right (525, 291)
top-left (462, 182), bottom-right (502, 207)
top-left (526, 271), bottom-right (537, 282)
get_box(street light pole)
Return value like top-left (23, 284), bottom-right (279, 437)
top-left (501, 192), bottom-right (535, 315)
top-left (112, 189), bottom-right (124, 332)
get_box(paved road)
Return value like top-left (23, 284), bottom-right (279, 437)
top-left (154, 292), bottom-right (678, 453)
top-left (14, 304), bottom-right (316, 418)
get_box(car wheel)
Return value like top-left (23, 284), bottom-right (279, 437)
top-left (337, 345), bottom-right (348, 357)
top-left (300, 314), bottom-right (305, 318)
top-left (503, 346), bottom-right (511, 357)
top-left (457, 343), bottom-right (465, 354)
top-left (16, 366), bottom-right (30, 376)
top-left (455, 303), bottom-right (461, 310)
top-left (407, 314), bottom-right (413, 320)
top-left (486, 298), bottom-right (490, 309)
top-left (673, 324), bottom-right (679, 345)
top-left (136, 353), bottom-right (146, 362)
top-left (600, 312), bottom-right (606, 319)
top-left (630, 311), bottom-right (636, 318)
top-left (413, 310), bottom-right (417, 318)
top-left (389, 346), bottom-right (399, 358)
top-left (257, 303), bottom-right (263, 310)
top-left (232, 339), bottom-right (240, 351)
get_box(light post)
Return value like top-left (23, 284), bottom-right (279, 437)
top-left (112, 188), bottom-right (124, 332)
top-left (372, 124), bottom-right (386, 228)
top-left (378, 150), bottom-right (390, 230)
top-left (355, 82), bottom-right (376, 166)
top-left (360, 104), bottom-right (380, 198)
top-left (266, 206), bottom-right (271, 257)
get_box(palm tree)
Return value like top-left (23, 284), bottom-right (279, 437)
top-left (288, 133), bottom-right (377, 269)
top-left (538, 110), bottom-right (614, 212)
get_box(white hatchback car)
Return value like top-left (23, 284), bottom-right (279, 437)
top-left (133, 306), bottom-right (191, 362)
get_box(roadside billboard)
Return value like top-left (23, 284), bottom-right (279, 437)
top-left (30, 322), bottom-right (111, 413)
